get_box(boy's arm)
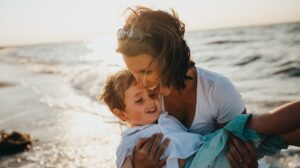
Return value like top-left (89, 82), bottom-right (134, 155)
top-left (121, 156), bottom-right (134, 168)
top-left (247, 100), bottom-right (300, 135)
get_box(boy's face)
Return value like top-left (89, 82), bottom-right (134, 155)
top-left (121, 83), bottom-right (160, 127)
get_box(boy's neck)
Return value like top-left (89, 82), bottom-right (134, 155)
top-left (127, 120), bottom-right (158, 128)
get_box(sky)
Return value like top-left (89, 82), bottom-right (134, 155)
top-left (0, 0), bottom-right (300, 46)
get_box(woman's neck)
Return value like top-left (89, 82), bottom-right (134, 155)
top-left (164, 67), bottom-right (197, 128)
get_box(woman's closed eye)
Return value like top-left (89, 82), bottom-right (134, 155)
top-left (149, 92), bottom-right (159, 99)
top-left (140, 70), bottom-right (152, 75)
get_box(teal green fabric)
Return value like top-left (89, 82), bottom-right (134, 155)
top-left (185, 114), bottom-right (288, 168)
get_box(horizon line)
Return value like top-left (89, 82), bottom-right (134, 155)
top-left (1, 20), bottom-right (299, 48)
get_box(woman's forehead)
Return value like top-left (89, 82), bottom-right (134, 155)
top-left (122, 54), bottom-right (153, 71)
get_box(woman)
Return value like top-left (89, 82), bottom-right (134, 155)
top-left (116, 7), bottom-right (257, 168)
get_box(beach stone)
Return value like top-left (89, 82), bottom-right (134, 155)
top-left (0, 131), bottom-right (32, 156)
top-left (0, 82), bottom-right (15, 88)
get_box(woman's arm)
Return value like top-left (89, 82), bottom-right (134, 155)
top-left (247, 100), bottom-right (300, 135)
top-left (280, 128), bottom-right (300, 146)
top-left (132, 134), bottom-right (169, 168)
top-left (246, 100), bottom-right (300, 146)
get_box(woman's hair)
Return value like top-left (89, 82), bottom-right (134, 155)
top-left (116, 6), bottom-right (193, 90)
top-left (99, 70), bottom-right (136, 113)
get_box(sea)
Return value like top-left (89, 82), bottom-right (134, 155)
top-left (0, 22), bottom-right (299, 167)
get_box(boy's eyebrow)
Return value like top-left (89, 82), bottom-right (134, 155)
top-left (134, 91), bottom-right (143, 97)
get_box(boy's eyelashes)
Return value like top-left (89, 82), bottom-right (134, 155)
top-left (134, 91), bottom-right (159, 104)
top-left (135, 98), bottom-right (144, 103)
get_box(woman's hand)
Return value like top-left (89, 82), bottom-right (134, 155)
top-left (132, 134), bottom-right (170, 168)
top-left (227, 135), bottom-right (258, 168)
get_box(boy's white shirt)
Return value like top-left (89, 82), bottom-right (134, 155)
top-left (116, 112), bottom-right (203, 168)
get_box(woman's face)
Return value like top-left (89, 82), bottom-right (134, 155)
top-left (122, 54), bottom-right (160, 90)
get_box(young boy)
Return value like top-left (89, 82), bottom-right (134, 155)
top-left (100, 70), bottom-right (201, 168)
top-left (100, 70), bottom-right (300, 168)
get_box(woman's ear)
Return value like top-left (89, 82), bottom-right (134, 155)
top-left (113, 108), bottom-right (127, 122)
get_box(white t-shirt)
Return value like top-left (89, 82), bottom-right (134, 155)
top-left (160, 66), bottom-right (245, 135)
top-left (188, 66), bottom-right (245, 134)
top-left (116, 112), bottom-right (203, 168)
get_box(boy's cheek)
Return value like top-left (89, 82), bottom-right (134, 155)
top-left (132, 111), bottom-right (143, 120)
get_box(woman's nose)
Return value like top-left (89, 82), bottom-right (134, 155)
top-left (145, 96), bottom-right (155, 106)
top-left (133, 74), bottom-right (145, 88)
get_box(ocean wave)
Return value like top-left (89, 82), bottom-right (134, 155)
top-left (234, 55), bottom-right (261, 66)
top-left (206, 40), bottom-right (248, 45)
top-left (274, 66), bottom-right (300, 77)
top-left (0, 48), bottom-right (60, 65)
top-left (289, 24), bottom-right (300, 33)
top-left (68, 68), bottom-right (106, 100)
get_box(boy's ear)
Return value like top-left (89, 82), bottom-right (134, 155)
top-left (113, 108), bottom-right (127, 122)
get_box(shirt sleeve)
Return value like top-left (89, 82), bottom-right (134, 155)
top-left (211, 77), bottom-right (245, 124)
top-left (116, 144), bottom-right (131, 168)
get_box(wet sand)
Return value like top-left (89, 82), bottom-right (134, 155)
top-left (0, 62), bottom-right (121, 167)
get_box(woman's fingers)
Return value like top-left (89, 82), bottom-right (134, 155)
top-left (154, 138), bottom-right (170, 162)
top-left (132, 134), bottom-right (168, 168)
top-left (227, 135), bottom-right (258, 168)
top-left (227, 148), bottom-right (240, 168)
top-left (133, 136), bottom-right (159, 168)
top-left (227, 137), bottom-right (243, 167)
top-left (134, 137), bottom-right (148, 153)
top-left (244, 141), bottom-right (257, 159)
top-left (158, 156), bottom-right (168, 167)
top-left (244, 141), bottom-right (258, 168)
top-left (233, 139), bottom-right (258, 167)
top-left (149, 134), bottom-right (162, 158)
top-left (231, 135), bottom-right (251, 163)
top-left (141, 134), bottom-right (156, 154)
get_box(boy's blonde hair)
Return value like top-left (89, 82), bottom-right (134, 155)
top-left (100, 70), bottom-right (136, 114)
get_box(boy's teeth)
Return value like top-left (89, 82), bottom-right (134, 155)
top-left (149, 107), bottom-right (156, 112)
top-left (149, 83), bottom-right (159, 90)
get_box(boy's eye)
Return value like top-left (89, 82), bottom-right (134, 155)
top-left (135, 98), bottom-right (144, 103)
